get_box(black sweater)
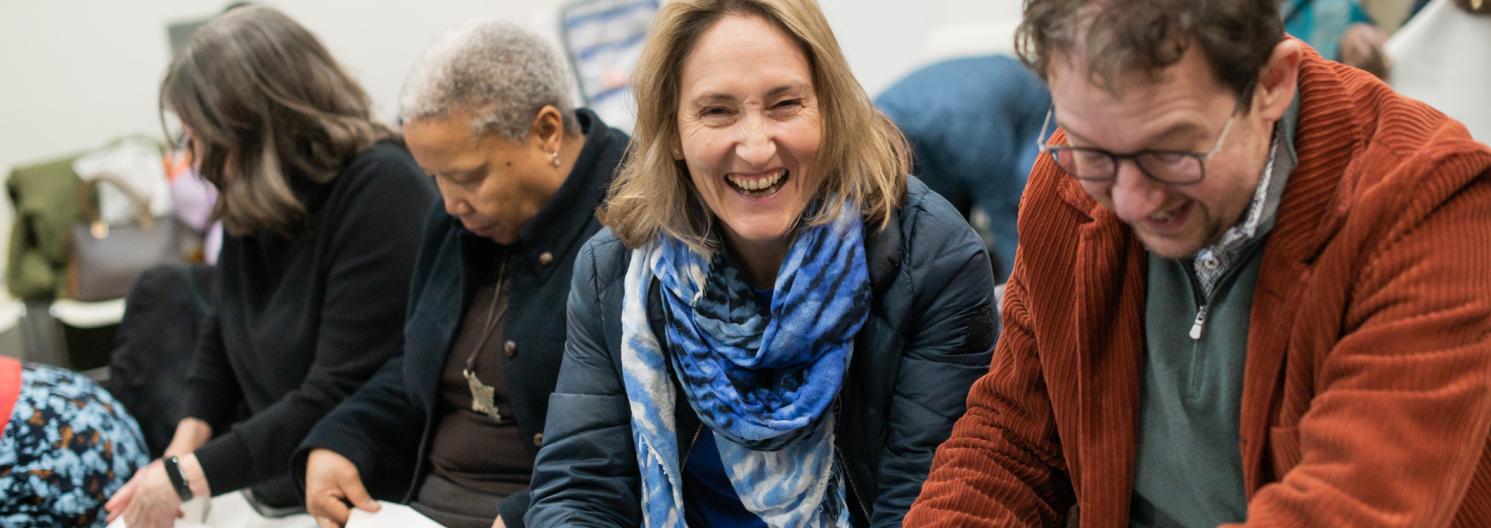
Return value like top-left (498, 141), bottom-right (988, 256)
top-left (184, 141), bottom-right (436, 503)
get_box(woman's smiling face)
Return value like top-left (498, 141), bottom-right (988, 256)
top-left (675, 13), bottom-right (822, 253)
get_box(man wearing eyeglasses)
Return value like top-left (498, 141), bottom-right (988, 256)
top-left (906, 0), bottom-right (1491, 527)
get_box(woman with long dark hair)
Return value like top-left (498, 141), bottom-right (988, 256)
top-left (104, 7), bottom-right (435, 527)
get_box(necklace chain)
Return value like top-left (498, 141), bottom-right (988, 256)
top-left (463, 260), bottom-right (509, 422)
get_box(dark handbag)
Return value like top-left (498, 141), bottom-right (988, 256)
top-left (66, 175), bottom-right (187, 302)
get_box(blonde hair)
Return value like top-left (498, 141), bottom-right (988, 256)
top-left (600, 0), bottom-right (910, 253)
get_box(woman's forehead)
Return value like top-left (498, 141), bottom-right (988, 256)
top-left (678, 15), bottom-right (812, 93)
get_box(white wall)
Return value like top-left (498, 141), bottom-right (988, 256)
top-left (0, 0), bottom-right (1019, 177)
top-left (0, 0), bottom-right (1013, 280)
top-left (0, 0), bottom-right (1019, 287)
top-left (0, 0), bottom-right (571, 178)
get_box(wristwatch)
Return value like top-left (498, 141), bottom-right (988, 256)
top-left (163, 456), bottom-right (195, 502)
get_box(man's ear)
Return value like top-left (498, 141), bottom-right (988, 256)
top-left (1253, 39), bottom-right (1302, 121)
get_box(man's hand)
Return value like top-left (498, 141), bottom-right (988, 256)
top-left (306, 448), bottom-right (380, 528)
top-left (1340, 23), bottom-right (1389, 78)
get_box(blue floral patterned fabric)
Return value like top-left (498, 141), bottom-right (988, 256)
top-left (1, 363), bottom-right (148, 527)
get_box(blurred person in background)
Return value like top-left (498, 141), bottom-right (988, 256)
top-left (875, 54), bottom-right (1051, 282)
top-left (1284, 0), bottom-right (1392, 76)
top-left (104, 6), bottom-right (436, 527)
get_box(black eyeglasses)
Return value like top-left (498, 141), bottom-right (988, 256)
top-left (1035, 106), bottom-right (1237, 185)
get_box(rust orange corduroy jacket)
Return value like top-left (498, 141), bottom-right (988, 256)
top-left (905, 47), bottom-right (1491, 527)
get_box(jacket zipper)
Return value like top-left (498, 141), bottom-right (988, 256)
top-left (832, 395), bottom-right (871, 523)
top-left (835, 445), bottom-right (871, 523)
top-left (1184, 262), bottom-right (1212, 341)
top-left (1188, 304), bottom-right (1209, 340)
top-left (1184, 244), bottom-right (1264, 341)
top-left (682, 422), bottom-right (703, 462)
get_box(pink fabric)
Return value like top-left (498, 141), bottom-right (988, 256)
top-left (170, 169), bottom-right (217, 231)
top-left (169, 168), bottom-right (224, 263)
top-left (0, 356), bottom-right (21, 435)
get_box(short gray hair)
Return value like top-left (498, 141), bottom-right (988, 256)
top-left (400, 20), bottom-right (578, 139)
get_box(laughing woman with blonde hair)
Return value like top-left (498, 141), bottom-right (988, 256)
top-left (526, 0), bottom-right (998, 526)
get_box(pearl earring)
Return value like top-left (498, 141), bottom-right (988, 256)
top-left (550, 151), bottom-right (560, 167)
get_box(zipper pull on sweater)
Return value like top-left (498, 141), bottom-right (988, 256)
top-left (1189, 304), bottom-right (1210, 340)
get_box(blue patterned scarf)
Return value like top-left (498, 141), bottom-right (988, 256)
top-left (620, 205), bottom-right (869, 527)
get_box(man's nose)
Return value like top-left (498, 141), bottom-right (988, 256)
top-left (1108, 161), bottom-right (1169, 223)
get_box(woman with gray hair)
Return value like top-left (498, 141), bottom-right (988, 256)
top-left (104, 6), bottom-right (436, 528)
top-left (295, 19), bottom-right (629, 528)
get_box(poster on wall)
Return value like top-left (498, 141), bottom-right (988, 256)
top-left (559, 0), bottom-right (660, 133)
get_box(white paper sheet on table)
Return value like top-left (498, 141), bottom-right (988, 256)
top-left (106, 519), bottom-right (209, 528)
top-left (345, 502), bottom-right (443, 528)
top-left (104, 492), bottom-right (314, 528)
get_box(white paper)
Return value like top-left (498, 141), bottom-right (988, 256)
top-left (105, 492), bottom-right (314, 528)
top-left (345, 502), bottom-right (444, 528)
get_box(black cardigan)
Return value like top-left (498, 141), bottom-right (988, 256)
top-left (295, 110), bottom-right (626, 527)
top-left (185, 141), bottom-right (437, 505)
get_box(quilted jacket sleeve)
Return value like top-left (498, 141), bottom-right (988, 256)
top-left (870, 188), bottom-right (999, 526)
top-left (526, 233), bottom-right (643, 527)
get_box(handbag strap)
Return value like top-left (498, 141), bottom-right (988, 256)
top-left (78, 172), bottom-right (155, 229)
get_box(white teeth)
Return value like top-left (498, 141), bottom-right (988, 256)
top-left (727, 169), bottom-right (786, 192)
top-left (1150, 206), bottom-right (1179, 222)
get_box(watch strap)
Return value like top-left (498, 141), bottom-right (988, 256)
top-left (163, 456), bottom-right (195, 502)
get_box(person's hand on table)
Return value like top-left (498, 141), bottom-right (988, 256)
top-left (105, 453), bottom-right (209, 528)
top-left (305, 448), bottom-right (380, 528)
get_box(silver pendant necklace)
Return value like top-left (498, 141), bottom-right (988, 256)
top-left (462, 260), bottom-right (508, 422)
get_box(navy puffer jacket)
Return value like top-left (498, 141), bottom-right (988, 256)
top-left (527, 178), bottom-right (998, 527)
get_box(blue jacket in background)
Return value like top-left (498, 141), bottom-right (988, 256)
top-left (1282, 0), bottom-right (1374, 59)
top-left (293, 110), bottom-right (626, 528)
top-left (526, 178), bottom-right (999, 527)
top-left (875, 54), bottom-right (1050, 281)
